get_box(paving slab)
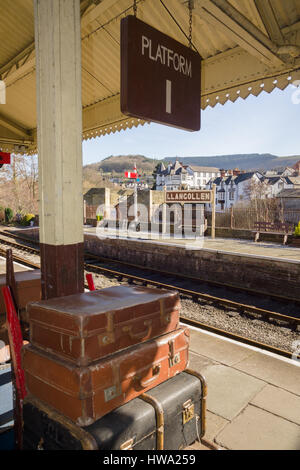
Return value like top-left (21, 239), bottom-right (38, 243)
top-left (251, 384), bottom-right (300, 426)
top-left (189, 329), bottom-right (255, 366)
top-left (0, 258), bottom-right (32, 275)
top-left (234, 352), bottom-right (300, 396)
top-left (200, 364), bottom-right (265, 420)
top-left (216, 405), bottom-right (300, 450)
top-left (185, 440), bottom-right (210, 451)
top-left (188, 351), bottom-right (217, 372)
top-left (204, 411), bottom-right (229, 442)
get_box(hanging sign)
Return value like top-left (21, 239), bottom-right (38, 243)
top-left (166, 190), bottom-right (212, 203)
top-left (121, 15), bottom-right (201, 131)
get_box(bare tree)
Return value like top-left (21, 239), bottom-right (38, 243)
top-left (0, 153), bottom-right (39, 214)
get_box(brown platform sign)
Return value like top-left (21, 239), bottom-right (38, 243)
top-left (166, 190), bottom-right (212, 203)
top-left (121, 15), bottom-right (201, 131)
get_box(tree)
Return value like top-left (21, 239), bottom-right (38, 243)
top-left (0, 153), bottom-right (39, 214)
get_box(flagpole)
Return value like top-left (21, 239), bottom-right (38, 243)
top-left (134, 161), bottom-right (138, 222)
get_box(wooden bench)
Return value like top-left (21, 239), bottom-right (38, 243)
top-left (252, 221), bottom-right (294, 245)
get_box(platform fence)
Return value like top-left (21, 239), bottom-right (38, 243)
top-left (86, 203), bottom-right (300, 232)
top-left (206, 208), bottom-right (300, 230)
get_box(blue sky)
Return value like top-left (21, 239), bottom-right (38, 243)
top-left (82, 84), bottom-right (300, 165)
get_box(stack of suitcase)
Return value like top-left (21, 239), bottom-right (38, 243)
top-left (22, 285), bottom-right (206, 450)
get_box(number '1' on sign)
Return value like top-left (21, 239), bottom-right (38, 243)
top-left (166, 80), bottom-right (172, 114)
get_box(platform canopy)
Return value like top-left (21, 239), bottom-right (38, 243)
top-left (1, 0), bottom-right (300, 154)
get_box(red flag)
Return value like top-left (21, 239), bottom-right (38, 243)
top-left (124, 171), bottom-right (137, 179)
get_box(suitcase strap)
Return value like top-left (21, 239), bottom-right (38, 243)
top-left (139, 369), bottom-right (207, 451)
top-left (139, 393), bottom-right (164, 451)
top-left (185, 369), bottom-right (207, 439)
top-left (159, 299), bottom-right (171, 326)
top-left (98, 311), bottom-right (115, 346)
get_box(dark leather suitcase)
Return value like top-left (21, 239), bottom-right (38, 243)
top-left (22, 327), bottom-right (190, 426)
top-left (0, 270), bottom-right (41, 315)
top-left (27, 286), bottom-right (180, 365)
top-left (23, 370), bottom-right (206, 450)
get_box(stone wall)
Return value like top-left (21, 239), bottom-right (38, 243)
top-left (84, 234), bottom-right (300, 300)
top-left (10, 227), bottom-right (300, 300)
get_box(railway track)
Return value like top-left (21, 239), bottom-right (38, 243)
top-left (1, 229), bottom-right (300, 309)
top-left (0, 231), bottom-right (299, 359)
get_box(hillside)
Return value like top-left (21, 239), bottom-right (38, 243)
top-left (83, 155), bottom-right (167, 191)
top-left (87, 155), bottom-right (167, 175)
top-left (83, 153), bottom-right (300, 190)
top-left (166, 154), bottom-right (300, 171)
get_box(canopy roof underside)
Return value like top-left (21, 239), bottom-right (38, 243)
top-left (1, 0), bottom-right (300, 154)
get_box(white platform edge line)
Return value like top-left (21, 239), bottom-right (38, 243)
top-left (184, 323), bottom-right (300, 367)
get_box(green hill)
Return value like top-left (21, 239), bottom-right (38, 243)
top-left (86, 155), bottom-right (167, 176)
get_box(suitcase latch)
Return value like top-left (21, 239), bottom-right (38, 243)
top-left (169, 352), bottom-right (180, 368)
top-left (104, 385), bottom-right (119, 402)
top-left (182, 399), bottom-right (195, 424)
top-left (98, 312), bottom-right (115, 346)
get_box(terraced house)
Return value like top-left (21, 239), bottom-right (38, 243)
top-left (156, 161), bottom-right (220, 191)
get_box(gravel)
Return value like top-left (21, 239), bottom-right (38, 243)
top-left (180, 297), bottom-right (299, 354)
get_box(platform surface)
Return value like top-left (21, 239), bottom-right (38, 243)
top-left (0, 258), bottom-right (33, 275)
top-left (186, 327), bottom-right (300, 450)
top-left (85, 228), bottom-right (300, 263)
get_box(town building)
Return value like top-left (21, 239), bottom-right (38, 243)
top-left (155, 161), bottom-right (220, 191)
top-left (206, 171), bottom-right (263, 212)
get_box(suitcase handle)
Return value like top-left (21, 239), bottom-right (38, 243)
top-left (122, 320), bottom-right (152, 340)
top-left (137, 364), bottom-right (161, 388)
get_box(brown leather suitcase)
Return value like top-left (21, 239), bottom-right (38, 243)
top-left (0, 270), bottom-right (41, 315)
top-left (27, 285), bottom-right (180, 366)
top-left (22, 327), bottom-right (190, 426)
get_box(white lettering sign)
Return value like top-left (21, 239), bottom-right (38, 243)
top-left (142, 36), bottom-right (192, 78)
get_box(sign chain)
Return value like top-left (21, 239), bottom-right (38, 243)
top-left (189, 0), bottom-right (193, 49)
top-left (133, 0), bottom-right (137, 17)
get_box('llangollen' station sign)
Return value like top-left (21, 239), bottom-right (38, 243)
top-left (165, 190), bottom-right (212, 203)
top-left (121, 16), bottom-right (201, 131)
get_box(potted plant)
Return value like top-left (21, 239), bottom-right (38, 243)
top-left (96, 214), bottom-right (103, 226)
top-left (291, 222), bottom-right (300, 247)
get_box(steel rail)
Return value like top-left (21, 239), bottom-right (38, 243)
top-left (84, 261), bottom-right (300, 328)
top-left (84, 251), bottom-right (300, 306)
top-left (1, 247), bottom-right (297, 360)
top-left (1, 231), bottom-right (299, 306)
top-left (0, 235), bottom-right (299, 328)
